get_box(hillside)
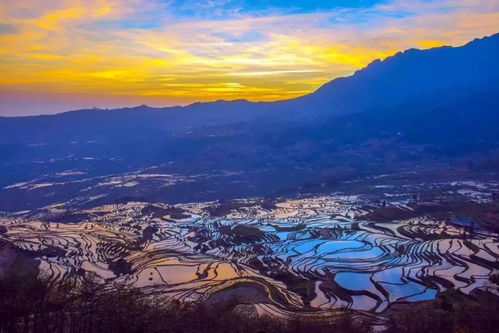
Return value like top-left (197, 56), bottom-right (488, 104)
top-left (0, 33), bottom-right (498, 211)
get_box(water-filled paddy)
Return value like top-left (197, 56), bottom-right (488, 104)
top-left (1, 195), bottom-right (498, 316)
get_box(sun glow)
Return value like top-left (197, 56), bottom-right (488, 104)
top-left (1, 0), bottom-right (498, 115)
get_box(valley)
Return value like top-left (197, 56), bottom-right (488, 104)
top-left (1, 177), bottom-right (498, 319)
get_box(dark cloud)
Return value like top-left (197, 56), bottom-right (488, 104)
top-left (0, 23), bottom-right (17, 34)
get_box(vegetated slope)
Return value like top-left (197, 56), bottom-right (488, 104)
top-left (0, 33), bottom-right (498, 209)
top-left (1, 33), bottom-right (498, 142)
top-left (281, 32), bottom-right (499, 116)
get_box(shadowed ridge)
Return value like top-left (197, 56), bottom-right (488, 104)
top-left (2, 32), bottom-right (498, 122)
top-left (276, 32), bottom-right (499, 116)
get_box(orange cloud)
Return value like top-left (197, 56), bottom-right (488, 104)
top-left (0, 0), bottom-right (498, 115)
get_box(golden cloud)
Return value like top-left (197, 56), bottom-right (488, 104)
top-left (0, 0), bottom-right (498, 112)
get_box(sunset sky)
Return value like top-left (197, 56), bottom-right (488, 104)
top-left (1, 0), bottom-right (498, 116)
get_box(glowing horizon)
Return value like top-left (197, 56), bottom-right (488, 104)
top-left (1, 0), bottom-right (499, 116)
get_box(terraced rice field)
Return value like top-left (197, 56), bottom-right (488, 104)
top-left (1, 195), bottom-right (498, 317)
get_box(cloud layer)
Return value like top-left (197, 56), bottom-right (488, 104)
top-left (1, 0), bottom-right (498, 115)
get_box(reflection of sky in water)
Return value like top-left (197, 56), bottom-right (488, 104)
top-left (380, 281), bottom-right (432, 302)
top-left (404, 289), bottom-right (437, 302)
top-left (156, 265), bottom-right (199, 284)
top-left (251, 216), bottom-right (497, 311)
top-left (335, 270), bottom-right (438, 310)
top-left (293, 239), bottom-right (324, 253)
top-left (350, 295), bottom-right (379, 311)
top-left (316, 240), bottom-right (365, 253)
top-left (336, 272), bottom-right (374, 291)
top-left (5, 200), bottom-right (498, 314)
top-left (275, 231), bottom-right (291, 240)
top-left (322, 246), bottom-right (384, 260)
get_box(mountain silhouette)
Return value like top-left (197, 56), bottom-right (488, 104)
top-left (1, 33), bottom-right (498, 137)
top-left (275, 32), bottom-right (499, 116)
top-left (0, 33), bottom-right (498, 211)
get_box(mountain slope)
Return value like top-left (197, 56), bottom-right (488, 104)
top-left (0, 33), bottom-right (498, 211)
top-left (2, 33), bottom-right (499, 144)
top-left (2, 33), bottom-right (498, 142)
top-left (276, 33), bottom-right (499, 116)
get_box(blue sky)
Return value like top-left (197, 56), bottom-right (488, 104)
top-left (1, 0), bottom-right (498, 115)
top-left (168, 0), bottom-right (385, 16)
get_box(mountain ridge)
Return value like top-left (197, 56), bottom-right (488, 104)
top-left (276, 32), bottom-right (499, 116)
top-left (0, 32), bottom-right (498, 211)
top-left (2, 32), bottom-right (498, 120)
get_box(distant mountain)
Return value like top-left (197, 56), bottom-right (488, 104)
top-left (2, 33), bottom-right (498, 140)
top-left (276, 32), bottom-right (499, 116)
top-left (0, 99), bottom-right (268, 145)
top-left (0, 33), bottom-right (498, 211)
